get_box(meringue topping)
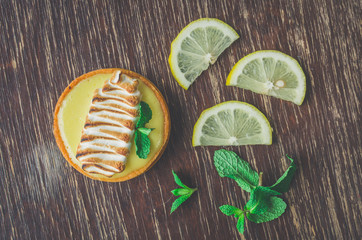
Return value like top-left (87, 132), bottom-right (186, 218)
top-left (76, 71), bottom-right (141, 177)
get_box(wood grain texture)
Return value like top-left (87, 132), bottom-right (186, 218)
top-left (0, 0), bottom-right (361, 239)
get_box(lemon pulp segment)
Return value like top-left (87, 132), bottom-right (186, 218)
top-left (58, 73), bottom-right (165, 178)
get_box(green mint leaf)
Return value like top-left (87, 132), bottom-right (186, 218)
top-left (236, 214), bottom-right (245, 234)
top-left (219, 205), bottom-right (242, 217)
top-left (171, 188), bottom-right (191, 196)
top-left (214, 149), bottom-right (259, 192)
top-left (247, 197), bottom-right (287, 223)
top-left (134, 101), bottom-right (153, 159)
top-left (136, 101), bottom-right (152, 128)
top-left (170, 194), bottom-right (191, 214)
top-left (268, 155), bottom-right (297, 193)
top-left (137, 127), bottom-right (153, 135)
top-left (245, 186), bottom-right (281, 215)
top-left (172, 170), bottom-right (191, 189)
top-left (135, 131), bottom-right (151, 159)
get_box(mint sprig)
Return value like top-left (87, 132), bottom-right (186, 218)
top-left (134, 101), bottom-right (153, 159)
top-left (170, 171), bottom-right (197, 214)
top-left (214, 149), bottom-right (297, 234)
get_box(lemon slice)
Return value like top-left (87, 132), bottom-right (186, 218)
top-left (226, 50), bottom-right (306, 105)
top-left (192, 101), bottom-right (272, 146)
top-left (169, 18), bottom-right (239, 90)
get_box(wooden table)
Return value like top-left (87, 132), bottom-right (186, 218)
top-left (1, 0), bottom-right (360, 239)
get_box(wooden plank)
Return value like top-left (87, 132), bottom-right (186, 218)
top-left (0, 0), bottom-right (360, 239)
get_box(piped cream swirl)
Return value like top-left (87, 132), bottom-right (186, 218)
top-left (76, 71), bottom-right (141, 177)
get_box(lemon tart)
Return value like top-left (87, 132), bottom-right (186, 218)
top-left (53, 69), bottom-right (170, 182)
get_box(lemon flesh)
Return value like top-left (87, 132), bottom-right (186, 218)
top-left (226, 50), bottom-right (306, 105)
top-left (57, 73), bottom-right (165, 179)
top-left (193, 101), bottom-right (272, 146)
top-left (169, 18), bottom-right (239, 90)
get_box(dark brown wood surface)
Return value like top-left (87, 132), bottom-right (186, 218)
top-left (0, 0), bottom-right (361, 239)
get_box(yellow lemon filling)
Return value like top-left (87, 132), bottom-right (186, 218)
top-left (57, 73), bottom-right (165, 179)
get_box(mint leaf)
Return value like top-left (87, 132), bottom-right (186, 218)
top-left (170, 194), bottom-right (191, 214)
top-left (171, 188), bottom-right (190, 196)
top-left (137, 127), bottom-right (152, 135)
top-left (172, 170), bottom-right (191, 189)
top-left (245, 186), bottom-right (280, 215)
top-left (135, 130), bottom-right (151, 159)
top-left (214, 149), bottom-right (259, 192)
top-left (247, 197), bottom-right (287, 223)
top-left (219, 205), bottom-right (242, 217)
top-left (134, 101), bottom-right (153, 159)
top-left (136, 101), bottom-right (152, 128)
top-left (268, 155), bottom-right (297, 193)
top-left (236, 214), bottom-right (245, 234)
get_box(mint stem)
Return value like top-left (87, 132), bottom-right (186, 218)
top-left (189, 188), bottom-right (197, 194)
top-left (259, 172), bottom-right (263, 186)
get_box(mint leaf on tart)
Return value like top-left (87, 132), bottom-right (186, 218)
top-left (136, 101), bottom-right (152, 128)
top-left (135, 130), bottom-right (151, 159)
top-left (134, 101), bottom-right (153, 159)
